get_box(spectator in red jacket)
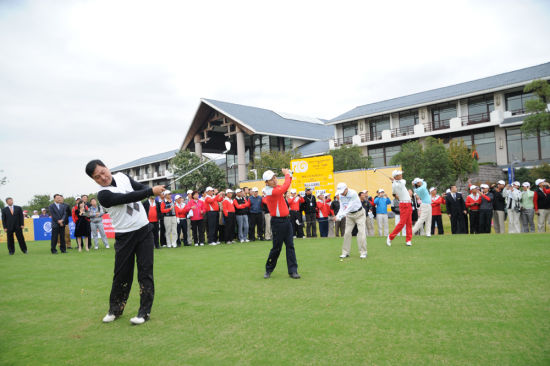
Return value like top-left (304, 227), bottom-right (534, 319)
top-left (222, 189), bottom-right (236, 244)
top-left (316, 193), bottom-right (332, 237)
top-left (288, 189), bottom-right (305, 238)
top-left (175, 195), bottom-right (189, 246)
top-left (204, 187), bottom-right (223, 245)
top-left (430, 187), bottom-right (445, 235)
top-left (184, 191), bottom-right (206, 246)
top-left (534, 179), bottom-right (550, 232)
top-left (465, 185), bottom-right (491, 234)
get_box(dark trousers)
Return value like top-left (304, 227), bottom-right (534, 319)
top-left (224, 213), bottom-right (236, 242)
top-left (318, 217), bottom-right (329, 237)
top-left (290, 210), bottom-right (304, 238)
top-left (207, 211), bottom-right (219, 243)
top-left (150, 221), bottom-right (160, 248)
top-left (305, 212), bottom-right (317, 237)
top-left (191, 220), bottom-right (205, 244)
top-left (265, 217), bottom-right (298, 275)
top-left (469, 210), bottom-right (480, 234)
top-left (249, 212), bottom-right (264, 240)
top-left (479, 209), bottom-right (493, 234)
top-left (50, 224), bottom-right (65, 253)
top-left (109, 224), bottom-right (154, 318)
top-left (431, 215), bottom-right (443, 235)
top-left (159, 216), bottom-right (166, 246)
top-left (176, 218), bottom-right (188, 246)
top-left (450, 213), bottom-right (466, 234)
top-left (7, 228), bottom-right (27, 254)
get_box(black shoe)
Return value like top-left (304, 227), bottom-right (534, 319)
top-left (264, 272), bottom-right (271, 279)
top-left (289, 273), bottom-right (301, 279)
top-left (61, 251), bottom-right (67, 253)
top-left (9, 252), bottom-right (14, 255)
top-left (52, 251), bottom-right (58, 255)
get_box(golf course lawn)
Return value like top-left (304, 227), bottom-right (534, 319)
top-left (1, 233), bottom-right (549, 365)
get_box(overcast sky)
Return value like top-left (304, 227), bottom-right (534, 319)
top-left (1, 0), bottom-right (549, 205)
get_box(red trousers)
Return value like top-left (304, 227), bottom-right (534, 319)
top-left (389, 202), bottom-right (412, 242)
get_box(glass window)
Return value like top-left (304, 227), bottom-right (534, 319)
top-left (385, 145), bottom-right (401, 164)
top-left (342, 122), bottom-right (358, 138)
top-left (369, 116), bottom-right (390, 139)
top-left (270, 136), bottom-right (280, 151)
top-left (523, 133), bottom-right (539, 161)
top-left (398, 110), bottom-right (418, 128)
top-left (431, 102), bottom-right (456, 129)
top-left (505, 90), bottom-right (536, 115)
top-left (473, 131), bottom-right (495, 163)
top-left (506, 128), bottom-right (523, 163)
top-left (284, 138), bottom-right (292, 151)
top-left (368, 147), bottom-right (384, 167)
top-left (468, 94), bottom-right (494, 122)
top-left (541, 132), bottom-right (550, 159)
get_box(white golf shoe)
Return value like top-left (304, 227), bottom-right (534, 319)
top-left (386, 236), bottom-right (392, 246)
top-left (102, 313), bottom-right (116, 323)
top-left (359, 254), bottom-right (367, 259)
top-left (406, 241), bottom-right (412, 246)
top-left (130, 316), bottom-right (148, 325)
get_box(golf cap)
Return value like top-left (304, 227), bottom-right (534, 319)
top-left (480, 184), bottom-right (489, 189)
top-left (187, 190), bottom-right (193, 194)
top-left (206, 186), bottom-right (214, 192)
top-left (75, 196), bottom-right (81, 200)
top-left (392, 170), bottom-right (403, 177)
top-left (378, 188), bottom-right (385, 193)
top-left (429, 187), bottom-right (436, 192)
top-left (262, 170), bottom-right (275, 181)
top-left (317, 193), bottom-right (324, 197)
top-left (225, 189), bottom-right (233, 194)
top-left (251, 187), bottom-right (258, 192)
top-left (290, 188), bottom-right (297, 194)
top-left (535, 179), bottom-right (546, 186)
top-left (522, 182), bottom-right (530, 188)
top-left (324, 193), bottom-right (330, 197)
top-left (163, 190), bottom-right (171, 195)
top-left (335, 182), bottom-right (347, 195)
top-left (412, 178), bottom-right (422, 185)
top-left (235, 188), bottom-right (242, 193)
top-left (305, 187), bottom-right (312, 191)
top-left (33, 210), bottom-right (38, 213)
top-left (513, 181), bottom-right (520, 187)
top-left (41, 208), bottom-right (46, 211)
top-left (497, 180), bottom-right (505, 185)
top-left (469, 185), bottom-right (477, 190)
top-left (174, 194), bottom-right (182, 200)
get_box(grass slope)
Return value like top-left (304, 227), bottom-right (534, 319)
top-left (1, 234), bottom-right (549, 365)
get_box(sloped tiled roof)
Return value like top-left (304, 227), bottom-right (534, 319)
top-left (111, 149), bottom-right (179, 172)
top-left (330, 62), bottom-right (550, 123)
top-left (202, 99), bottom-right (334, 141)
top-left (296, 140), bottom-right (330, 157)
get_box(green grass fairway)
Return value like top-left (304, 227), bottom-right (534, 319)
top-left (1, 234), bottom-right (549, 365)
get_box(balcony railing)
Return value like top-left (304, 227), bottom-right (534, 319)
top-left (461, 112), bottom-right (490, 126)
top-left (390, 125), bottom-right (415, 138)
top-left (426, 119), bottom-right (451, 132)
top-left (334, 136), bottom-right (353, 147)
top-left (510, 108), bottom-right (526, 116)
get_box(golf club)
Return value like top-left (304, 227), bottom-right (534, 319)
top-left (372, 168), bottom-right (392, 179)
top-left (169, 141), bottom-right (231, 189)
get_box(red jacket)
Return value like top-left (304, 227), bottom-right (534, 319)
top-left (288, 195), bottom-right (304, 211)
top-left (204, 194), bottom-right (223, 211)
top-left (222, 198), bottom-right (236, 216)
top-left (263, 174), bottom-right (292, 217)
top-left (233, 197), bottom-right (250, 210)
top-left (184, 199), bottom-right (205, 221)
top-left (147, 202), bottom-right (158, 222)
top-left (534, 187), bottom-right (550, 211)
top-left (465, 193), bottom-right (490, 211)
top-left (175, 203), bottom-right (186, 218)
top-left (316, 200), bottom-right (332, 218)
top-left (431, 195), bottom-right (445, 216)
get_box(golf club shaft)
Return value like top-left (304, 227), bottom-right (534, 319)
top-left (170, 154), bottom-right (226, 188)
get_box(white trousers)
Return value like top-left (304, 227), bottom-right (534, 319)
top-left (376, 214), bottom-right (389, 236)
top-left (342, 209), bottom-right (367, 256)
top-left (507, 209), bottom-right (521, 233)
top-left (365, 216), bottom-right (375, 236)
top-left (413, 203), bottom-right (432, 236)
top-left (164, 216), bottom-right (178, 246)
top-left (538, 209), bottom-right (550, 232)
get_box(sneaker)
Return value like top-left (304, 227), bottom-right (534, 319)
top-left (226, 241), bottom-right (232, 244)
top-left (240, 240), bottom-right (244, 243)
top-left (264, 272), bottom-right (271, 279)
top-left (162, 245), bottom-right (167, 248)
top-left (199, 243), bottom-right (204, 246)
top-left (194, 243), bottom-right (199, 247)
top-left (215, 241), bottom-right (220, 244)
top-left (245, 239), bottom-right (250, 242)
top-left (360, 254), bottom-right (367, 259)
top-left (208, 243), bottom-right (216, 246)
top-left (102, 313), bottom-right (117, 323)
top-left (130, 315), bottom-right (149, 325)
top-left (406, 241), bottom-right (412, 246)
top-left (339, 254), bottom-right (349, 258)
top-left (386, 236), bottom-right (392, 247)
top-left (94, 247), bottom-right (99, 250)
top-left (289, 273), bottom-right (301, 279)
top-left (426, 234), bottom-right (431, 237)
top-left (105, 245), bottom-right (110, 249)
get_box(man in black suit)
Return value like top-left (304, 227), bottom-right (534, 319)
top-left (445, 185), bottom-right (468, 234)
top-left (48, 194), bottom-right (67, 254)
top-left (1, 197), bottom-right (28, 255)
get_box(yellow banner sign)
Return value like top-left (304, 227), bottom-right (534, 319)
top-left (0, 218), bottom-right (35, 243)
top-left (291, 155), bottom-right (334, 197)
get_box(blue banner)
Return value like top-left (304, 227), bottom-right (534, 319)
top-left (507, 166), bottom-right (515, 184)
top-left (33, 218), bottom-right (76, 241)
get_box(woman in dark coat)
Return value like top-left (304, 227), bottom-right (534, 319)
top-left (74, 201), bottom-right (91, 252)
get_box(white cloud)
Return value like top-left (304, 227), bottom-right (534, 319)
top-left (0, 0), bottom-right (549, 204)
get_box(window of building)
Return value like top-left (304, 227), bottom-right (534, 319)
top-left (368, 145), bottom-right (401, 167)
top-left (270, 136), bottom-right (280, 151)
top-left (431, 102), bottom-right (456, 129)
top-left (505, 90), bottom-right (536, 115)
top-left (284, 137), bottom-right (292, 151)
top-left (467, 94), bottom-right (494, 123)
top-left (541, 132), bottom-right (550, 160)
top-left (342, 121), bottom-right (358, 138)
top-left (369, 116), bottom-right (390, 139)
top-left (398, 110), bottom-right (418, 128)
top-left (472, 131), bottom-right (496, 163)
top-left (506, 127), bottom-right (545, 163)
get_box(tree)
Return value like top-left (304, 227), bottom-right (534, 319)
top-left (329, 145), bottom-right (372, 172)
top-left (24, 194), bottom-right (53, 213)
top-left (171, 150), bottom-right (226, 191)
top-left (0, 199), bottom-right (4, 209)
top-left (448, 139), bottom-right (478, 183)
top-left (529, 163), bottom-right (550, 182)
top-left (421, 137), bottom-right (454, 189)
top-left (248, 150), bottom-right (302, 180)
top-left (514, 167), bottom-right (533, 186)
top-left (521, 80), bottom-right (550, 136)
top-left (389, 140), bottom-right (424, 184)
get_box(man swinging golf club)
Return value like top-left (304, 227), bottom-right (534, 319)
top-left (387, 169), bottom-right (413, 246)
top-left (86, 159), bottom-right (164, 325)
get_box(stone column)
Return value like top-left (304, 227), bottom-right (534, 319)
top-left (194, 134), bottom-right (202, 159)
top-left (236, 127), bottom-right (246, 182)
